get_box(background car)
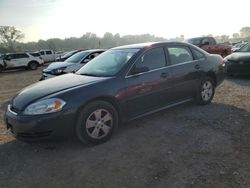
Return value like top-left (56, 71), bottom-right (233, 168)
top-left (38, 50), bottom-right (63, 63)
top-left (186, 37), bottom-right (232, 57)
top-left (232, 42), bottom-right (248, 52)
top-left (224, 42), bottom-right (250, 76)
top-left (41, 49), bottom-right (105, 80)
top-left (5, 42), bottom-right (226, 144)
top-left (55, 50), bottom-right (85, 62)
top-left (0, 52), bottom-right (44, 72)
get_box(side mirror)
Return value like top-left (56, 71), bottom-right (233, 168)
top-left (82, 59), bottom-right (90, 63)
top-left (131, 66), bottom-right (149, 75)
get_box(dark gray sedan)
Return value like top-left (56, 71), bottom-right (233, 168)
top-left (5, 42), bottom-right (226, 144)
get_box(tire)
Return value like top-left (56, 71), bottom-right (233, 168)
top-left (28, 61), bottom-right (38, 70)
top-left (0, 65), bottom-right (3, 73)
top-left (195, 77), bottom-right (215, 105)
top-left (76, 100), bottom-right (118, 145)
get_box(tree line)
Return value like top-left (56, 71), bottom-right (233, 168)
top-left (0, 26), bottom-right (250, 53)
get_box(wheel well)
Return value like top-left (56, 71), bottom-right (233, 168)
top-left (28, 61), bottom-right (39, 66)
top-left (77, 96), bottom-right (122, 123)
top-left (206, 72), bottom-right (217, 86)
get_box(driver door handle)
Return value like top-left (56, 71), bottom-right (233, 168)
top-left (160, 72), bottom-right (169, 78)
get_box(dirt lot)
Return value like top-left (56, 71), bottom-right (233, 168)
top-left (0, 68), bottom-right (250, 188)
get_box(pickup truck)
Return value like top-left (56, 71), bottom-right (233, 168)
top-left (38, 50), bottom-right (63, 63)
top-left (186, 37), bottom-right (232, 57)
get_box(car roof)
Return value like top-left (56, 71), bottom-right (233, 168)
top-left (6, 52), bottom-right (28, 55)
top-left (83, 49), bottom-right (106, 53)
top-left (112, 41), bottom-right (192, 50)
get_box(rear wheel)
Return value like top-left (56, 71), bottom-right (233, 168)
top-left (28, 61), bottom-right (38, 70)
top-left (76, 101), bottom-right (118, 144)
top-left (196, 77), bottom-right (215, 105)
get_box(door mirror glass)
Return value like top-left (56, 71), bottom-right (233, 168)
top-left (82, 59), bottom-right (90, 63)
top-left (131, 66), bottom-right (149, 75)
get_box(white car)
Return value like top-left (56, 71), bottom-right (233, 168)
top-left (0, 52), bottom-right (44, 72)
top-left (39, 50), bottom-right (63, 63)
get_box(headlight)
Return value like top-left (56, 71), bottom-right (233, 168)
top-left (23, 98), bottom-right (66, 115)
top-left (52, 67), bottom-right (66, 75)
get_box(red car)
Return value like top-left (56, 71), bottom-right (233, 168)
top-left (187, 37), bottom-right (232, 57)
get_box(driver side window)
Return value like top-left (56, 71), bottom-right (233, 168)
top-left (201, 38), bottom-right (209, 45)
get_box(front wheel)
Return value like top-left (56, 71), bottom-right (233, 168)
top-left (196, 77), bottom-right (215, 105)
top-left (28, 61), bottom-right (38, 70)
top-left (76, 101), bottom-right (118, 145)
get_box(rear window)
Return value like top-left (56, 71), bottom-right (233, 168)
top-left (46, 51), bottom-right (52, 54)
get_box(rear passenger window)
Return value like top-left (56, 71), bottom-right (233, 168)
top-left (135, 48), bottom-right (166, 71)
top-left (46, 51), bottom-right (52, 55)
top-left (168, 47), bottom-right (193, 65)
top-left (40, 51), bottom-right (45, 55)
top-left (192, 49), bottom-right (205, 60)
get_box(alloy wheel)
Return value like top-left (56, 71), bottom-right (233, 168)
top-left (86, 109), bottom-right (113, 139)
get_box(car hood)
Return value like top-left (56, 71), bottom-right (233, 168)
top-left (44, 61), bottom-right (76, 71)
top-left (226, 52), bottom-right (250, 61)
top-left (12, 73), bottom-right (109, 111)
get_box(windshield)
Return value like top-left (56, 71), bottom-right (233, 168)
top-left (61, 50), bottom-right (77, 58)
top-left (238, 43), bottom-right (250, 52)
top-left (187, 38), bottom-right (201, 45)
top-left (76, 49), bottom-right (140, 77)
top-left (65, 51), bottom-right (88, 63)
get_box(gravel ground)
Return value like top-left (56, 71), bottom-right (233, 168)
top-left (0, 69), bottom-right (250, 188)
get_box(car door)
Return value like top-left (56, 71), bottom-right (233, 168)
top-left (125, 47), bottom-right (174, 118)
top-left (166, 45), bottom-right (204, 100)
top-left (15, 53), bottom-right (29, 66)
top-left (3, 54), bottom-right (16, 68)
top-left (45, 50), bottom-right (54, 61)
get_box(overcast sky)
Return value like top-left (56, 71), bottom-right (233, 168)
top-left (0, 0), bottom-right (249, 42)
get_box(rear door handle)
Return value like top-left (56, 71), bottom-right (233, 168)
top-left (195, 64), bottom-right (200, 69)
top-left (160, 72), bottom-right (169, 78)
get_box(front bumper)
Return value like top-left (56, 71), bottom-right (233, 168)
top-left (215, 64), bottom-right (226, 86)
top-left (4, 106), bottom-right (75, 141)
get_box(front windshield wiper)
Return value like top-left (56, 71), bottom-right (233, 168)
top-left (79, 73), bottom-right (100, 77)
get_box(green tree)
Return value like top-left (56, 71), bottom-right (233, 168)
top-left (0, 26), bottom-right (24, 52)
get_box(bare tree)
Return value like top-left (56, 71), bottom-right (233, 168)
top-left (0, 26), bottom-right (24, 52)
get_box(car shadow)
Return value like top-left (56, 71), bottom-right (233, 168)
top-left (0, 102), bottom-right (250, 187)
